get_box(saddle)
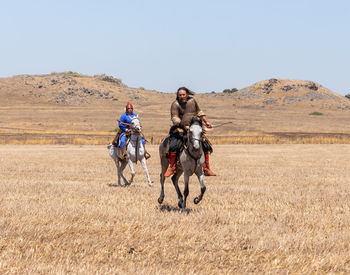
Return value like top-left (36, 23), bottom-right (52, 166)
top-left (111, 131), bottom-right (131, 148)
top-left (202, 135), bottom-right (213, 154)
top-left (167, 124), bottom-right (213, 154)
top-left (111, 130), bottom-right (121, 146)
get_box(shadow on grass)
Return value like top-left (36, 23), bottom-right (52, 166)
top-left (107, 183), bottom-right (124, 188)
top-left (158, 204), bottom-right (192, 214)
top-left (107, 183), bottom-right (144, 188)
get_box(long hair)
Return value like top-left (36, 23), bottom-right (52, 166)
top-left (176, 86), bottom-right (195, 101)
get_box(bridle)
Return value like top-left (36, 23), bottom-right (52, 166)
top-left (185, 125), bottom-right (203, 161)
top-left (130, 118), bottom-right (142, 133)
top-left (130, 118), bottom-right (142, 163)
top-left (189, 134), bottom-right (202, 142)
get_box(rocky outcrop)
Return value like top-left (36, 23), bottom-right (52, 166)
top-left (95, 74), bottom-right (124, 86)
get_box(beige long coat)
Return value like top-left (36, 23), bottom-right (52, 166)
top-left (171, 96), bottom-right (205, 127)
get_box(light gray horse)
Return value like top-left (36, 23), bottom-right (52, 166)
top-left (108, 116), bottom-right (152, 187)
top-left (158, 117), bottom-right (206, 209)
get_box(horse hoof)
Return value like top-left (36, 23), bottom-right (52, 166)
top-left (148, 182), bottom-right (153, 187)
top-left (158, 197), bottom-right (164, 204)
top-left (178, 201), bottom-right (183, 209)
top-left (194, 197), bottom-right (200, 204)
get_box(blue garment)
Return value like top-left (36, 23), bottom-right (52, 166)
top-left (118, 112), bottom-right (145, 147)
top-left (119, 112), bottom-right (138, 132)
top-left (119, 132), bottom-right (145, 147)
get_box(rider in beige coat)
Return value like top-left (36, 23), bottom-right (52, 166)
top-left (165, 87), bottom-right (216, 177)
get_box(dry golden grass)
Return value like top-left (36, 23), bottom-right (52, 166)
top-left (1, 144), bottom-right (350, 273)
top-left (2, 134), bottom-right (350, 145)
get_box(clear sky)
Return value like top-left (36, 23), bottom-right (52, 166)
top-left (1, 0), bottom-right (349, 95)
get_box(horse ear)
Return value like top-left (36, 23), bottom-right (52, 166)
top-left (190, 116), bottom-right (195, 125)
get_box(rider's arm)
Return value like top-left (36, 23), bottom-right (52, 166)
top-left (194, 99), bottom-right (212, 128)
top-left (194, 99), bottom-right (205, 118)
top-left (171, 101), bottom-right (181, 126)
top-left (118, 114), bottom-right (128, 132)
top-left (202, 116), bottom-right (212, 128)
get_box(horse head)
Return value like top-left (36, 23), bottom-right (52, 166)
top-left (189, 117), bottom-right (203, 151)
top-left (131, 116), bottom-right (142, 133)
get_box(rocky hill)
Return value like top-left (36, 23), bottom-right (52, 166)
top-left (220, 79), bottom-right (350, 109)
top-left (1, 73), bottom-right (350, 144)
top-left (0, 72), bottom-right (160, 106)
top-left (1, 73), bottom-right (349, 110)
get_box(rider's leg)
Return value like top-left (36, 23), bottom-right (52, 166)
top-left (164, 152), bottom-right (177, 177)
top-left (203, 152), bottom-right (216, 176)
top-left (164, 135), bottom-right (178, 177)
top-left (119, 133), bottom-right (127, 159)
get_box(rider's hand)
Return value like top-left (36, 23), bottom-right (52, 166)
top-left (185, 125), bottom-right (190, 131)
top-left (205, 122), bottom-right (212, 128)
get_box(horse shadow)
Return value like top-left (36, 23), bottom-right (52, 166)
top-left (158, 204), bottom-right (192, 214)
top-left (106, 183), bottom-right (124, 188)
top-left (107, 183), bottom-right (146, 188)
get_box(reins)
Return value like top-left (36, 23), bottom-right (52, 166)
top-left (211, 121), bottom-right (233, 128)
top-left (185, 131), bottom-right (203, 162)
top-left (120, 117), bottom-right (143, 164)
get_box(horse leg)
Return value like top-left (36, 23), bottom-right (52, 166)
top-left (140, 157), bottom-right (152, 187)
top-left (183, 172), bottom-right (190, 210)
top-left (158, 157), bottom-right (169, 204)
top-left (171, 171), bottom-right (183, 209)
top-left (119, 160), bottom-right (129, 186)
top-left (115, 159), bottom-right (122, 186)
top-left (194, 169), bottom-right (206, 204)
top-left (127, 158), bottom-right (135, 185)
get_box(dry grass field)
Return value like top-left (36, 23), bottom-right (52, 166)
top-left (1, 104), bottom-right (350, 145)
top-left (1, 144), bottom-right (350, 274)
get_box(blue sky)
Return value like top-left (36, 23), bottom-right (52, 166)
top-left (1, 0), bottom-right (349, 95)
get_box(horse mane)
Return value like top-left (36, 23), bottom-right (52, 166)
top-left (168, 116), bottom-right (202, 135)
top-left (190, 116), bottom-right (203, 127)
top-left (168, 124), bottom-right (187, 135)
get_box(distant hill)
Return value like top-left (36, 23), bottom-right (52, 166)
top-left (220, 79), bottom-right (350, 109)
top-left (0, 72), bottom-right (161, 106)
top-left (1, 73), bottom-right (349, 109)
top-left (1, 73), bottom-right (350, 145)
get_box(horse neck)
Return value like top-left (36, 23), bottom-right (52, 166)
top-left (129, 131), bottom-right (142, 145)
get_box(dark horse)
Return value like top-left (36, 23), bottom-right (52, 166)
top-left (158, 117), bottom-right (206, 209)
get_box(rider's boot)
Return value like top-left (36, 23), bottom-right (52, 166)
top-left (121, 146), bottom-right (127, 159)
top-left (164, 152), bottom-right (177, 177)
top-left (203, 152), bottom-right (216, 176)
top-left (144, 145), bottom-right (151, 160)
